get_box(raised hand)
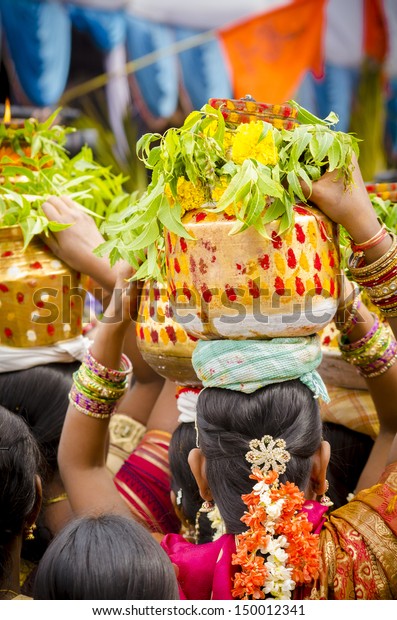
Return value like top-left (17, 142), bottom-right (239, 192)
top-left (41, 195), bottom-right (115, 292)
top-left (300, 155), bottom-right (381, 245)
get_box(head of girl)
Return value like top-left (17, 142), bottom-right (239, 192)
top-left (0, 405), bottom-right (42, 589)
top-left (169, 422), bottom-right (212, 543)
top-left (33, 514), bottom-right (179, 600)
top-left (189, 337), bottom-right (332, 534)
top-left (0, 363), bottom-right (78, 560)
top-left (190, 381), bottom-right (329, 533)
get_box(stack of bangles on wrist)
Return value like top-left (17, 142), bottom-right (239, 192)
top-left (335, 283), bottom-right (362, 335)
top-left (339, 313), bottom-right (397, 378)
top-left (349, 231), bottom-right (397, 318)
top-left (68, 349), bottom-right (133, 419)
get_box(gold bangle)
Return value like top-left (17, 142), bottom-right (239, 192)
top-left (360, 355), bottom-right (397, 378)
top-left (349, 233), bottom-right (397, 277)
top-left (366, 277), bottom-right (397, 299)
top-left (379, 306), bottom-right (397, 318)
top-left (351, 252), bottom-right (397, 283)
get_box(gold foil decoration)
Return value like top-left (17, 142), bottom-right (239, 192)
top-left (136, 280), bottom-right (200, 385)
top-left (0, 226), bottom-right (86, 347)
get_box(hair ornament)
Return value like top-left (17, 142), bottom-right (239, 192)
top-left (207, 504), bottom-right (226, 541)
top-left (176, 488), bottom-right (183, 507)
top-left (232, 434), bottom-right (322, 600)
top-left (245, 435), bottom-right (291, 475)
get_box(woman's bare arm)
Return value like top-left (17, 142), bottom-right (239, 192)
top-left (58, 265), bottom-right (137, 517)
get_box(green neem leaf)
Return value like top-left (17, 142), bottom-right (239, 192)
top-left (309, 130), bottom-right (335, 162)
top-left (258, 122), bottom-right (271, 143)
top-left (290, 128), bottom-right (312, 161)
top-left (289, 100), bottom-right (339, 127)
top-left (295, 165), bottom-right (312, 196)
top-left (278, 208), bottom-right (293, 235)
top-left (0, 165), bottom-right (36, 180)
top-left (262, 198), bottom-right (287, 224)
top-left (327, 140), bottom-right (342, 172)
top-left (256, 170), bottom-right (283, 199)
top-left (93, 238), bottom-right (120, 258)
top-left (158, 195), bottom-right (194, 239)
top-left (324, 111), bottom-right (339, 125)
top-left (303, 164), bottom-right (322, 181)
top-left (47, 221), bottom-right (72, 232)
top-left (125, 219), bottom-right (160, 252)
top-left (220, 161), bottom-right (238, 176)
top-left (238, 186), bottom-right (264, 231)
top-left (287, 170), bottom-right (306, 202)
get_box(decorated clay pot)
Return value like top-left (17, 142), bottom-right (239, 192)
top-left (136, 280), bottom-right (200, 385)
top-left (0, 225), bottom-right (86, 347)
top-left (165, 204), bottom-right (340, 339)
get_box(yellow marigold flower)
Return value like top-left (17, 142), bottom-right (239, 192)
top-left (164, 183), bottom-right (174, 205)
top-left (210, 177), bottom-right (237, 216)
top-left (223, 131), bottom-right (234, 157)
top-left (231, 121), bottom-right (278, 166)
top-left (211, 176), bottom-right (229, 203)
top-left (203, 119), bottom-right (218, 136)
top-left (175, 177), bottom-right (207, 215)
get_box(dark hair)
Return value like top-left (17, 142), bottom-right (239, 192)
top-left (323, 422), bottom-right (374, 510)
top-left (0, 363), bottom-right (78, 564)
top-left (169, 422), bottom-right (212, 544)
top-left (0, 363), bottom-right (77, 476)
top-left (33, 514), bottom-right (179, 600)
top-left (0, 405), bottom-right (41, 583)
top-left (196, 380), bottom-right (322, 533)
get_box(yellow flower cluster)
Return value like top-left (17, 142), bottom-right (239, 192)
top-left (211, 176), bottom-right (229, 203)
top-left (230, 121), bottom-right (278, 166)
top-left (165, 177), bottom-right (207, 215)
top-left (223, 131), bottom-right (234, 157)
top-left (211, 176), bottom-right (237, 216)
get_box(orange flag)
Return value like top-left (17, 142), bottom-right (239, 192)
top-left (219, 0), bottom-right (326, 103)
top-left (364, 0), bottom-right (387, 63)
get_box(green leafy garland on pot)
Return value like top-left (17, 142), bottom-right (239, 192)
top-left (0, 109), bottom-right (129, 247)
top-left (98, 101), bottom-right (359, 282)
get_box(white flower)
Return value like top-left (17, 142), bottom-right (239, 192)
top-left (281, 579), bottom-right (296, 594)
top-left (207, 504), bottom-right (226, 541)
top-left (264, 535), bottom-right (289, 555)
top-left (253, 481), bottom-right (269, 495)
top-left (266, 498), bottom-right (284, 520)
top-left (272, 547), bottom-right (289, 563)
top-left (258, 491), bottom-right (272, 506)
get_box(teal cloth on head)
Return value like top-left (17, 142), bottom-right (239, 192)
top-left (192, 335), bottom-right (330, 402)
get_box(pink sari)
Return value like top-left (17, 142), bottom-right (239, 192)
top-left (161, 501), bottom-right (328, 600)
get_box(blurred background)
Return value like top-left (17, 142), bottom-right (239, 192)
top-left (0, 0), bottom-right (395, 191)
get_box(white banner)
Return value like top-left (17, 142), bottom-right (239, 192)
top-left (3, 599), bottom-right (397, 620)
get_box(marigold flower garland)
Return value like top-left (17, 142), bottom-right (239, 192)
top-left (164, 123), bottom-right (278, 218)
top-left (231, 437), bottom-right (321, 600)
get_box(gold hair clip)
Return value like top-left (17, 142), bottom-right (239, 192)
top-left (245, 435), bottom-right (291, 474)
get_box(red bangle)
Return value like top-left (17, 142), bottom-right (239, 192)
top-left (351, 226), bottom-right (389, 253)
top-left (362, 264), bottom-right (397, 288)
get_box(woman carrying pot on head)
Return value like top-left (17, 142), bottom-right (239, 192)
top-left (57, 157), bottom-right (397, 600)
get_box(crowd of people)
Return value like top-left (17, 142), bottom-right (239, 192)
top-left (1, 1), bottom-right (397, 173)
top-left (1, 152), bottom-right (397, 601)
